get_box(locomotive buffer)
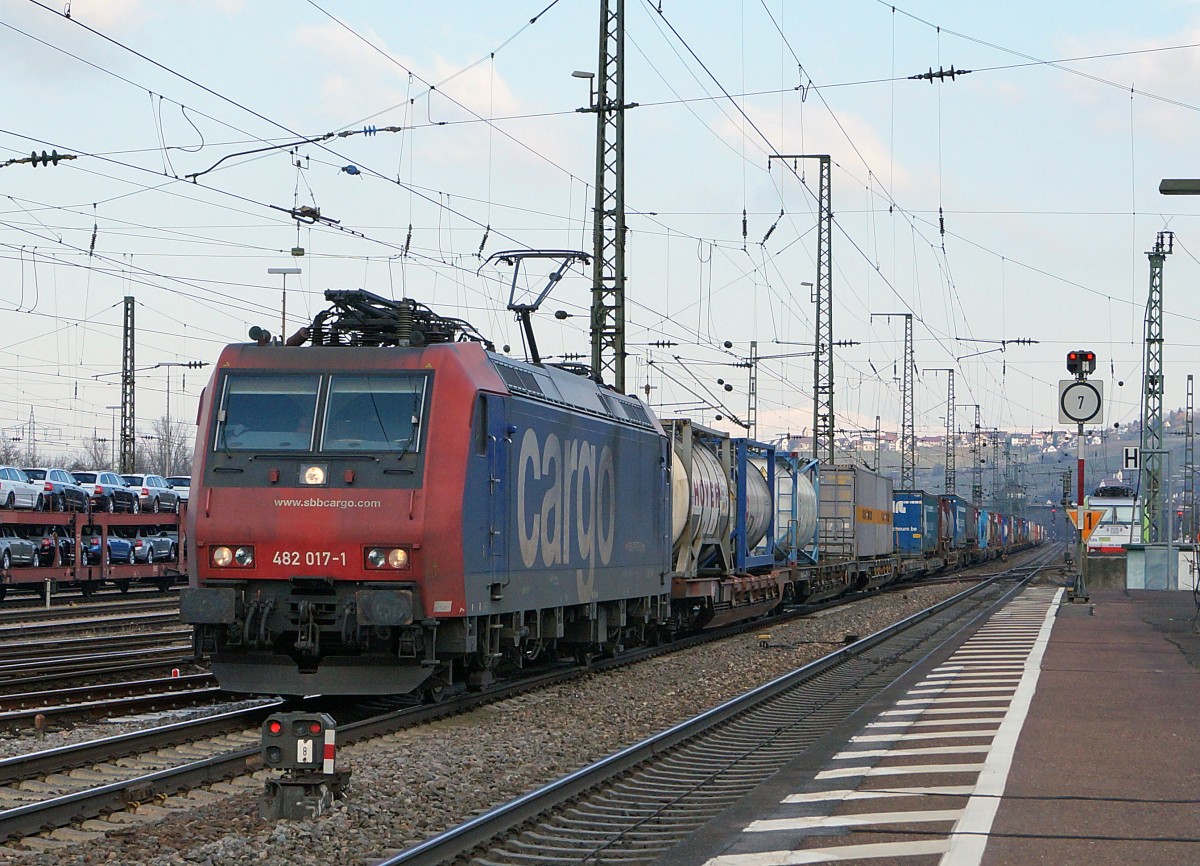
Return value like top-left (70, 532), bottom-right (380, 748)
top-left (259, 712), bottom-right (351, 820)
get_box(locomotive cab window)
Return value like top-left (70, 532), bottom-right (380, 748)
top-left (216, 374), bottom-right (320, 452)
top-left (320, 375), bottom-right (427, 453)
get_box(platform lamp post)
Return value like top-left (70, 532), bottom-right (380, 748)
top-left (268, 267), bottom-right (302, 342)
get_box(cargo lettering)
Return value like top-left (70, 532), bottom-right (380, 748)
top-left (517, 429), bottom-right (615, 571)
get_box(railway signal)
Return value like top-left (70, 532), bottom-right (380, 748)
top-left (1066, 349), bottom-right (1096, 377)
top-left (1059, 348), bottom-right (1103, 604)
top-left (260, 712), bottom-right (350, 820)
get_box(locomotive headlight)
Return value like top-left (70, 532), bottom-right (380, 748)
top-left (234, 546), bottom-right (255, 567)
top-left (212, 546), bottom-right (233, 567)
top-left (301, 464), bottom-right (327, 486)
top-left (365, 546), bottom-right (411, 570)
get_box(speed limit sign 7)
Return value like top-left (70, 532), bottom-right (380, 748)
top-left (1058, 379), bottom-right (1104, 425)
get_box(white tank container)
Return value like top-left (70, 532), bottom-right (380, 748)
top-left (673, 435), bottom-right (775, 561)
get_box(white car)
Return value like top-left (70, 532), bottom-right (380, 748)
top-left (165, 475), bottom-right (191, 506)
top-left (0, 466), bottom-right (46, 510)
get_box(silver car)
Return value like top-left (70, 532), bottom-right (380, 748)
top-left (131, 526), bottom-right (177, 563)
top-left (120, 474), bottom-right (180, 514)
top-left (0, 525), bottom-right (38, 570)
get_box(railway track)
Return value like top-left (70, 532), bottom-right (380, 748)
top-left (0, 672), bottom-right (220, 726)
top-left (0, 547), bottom-right (1057, 845)
top-left (376, 550), bottom-right (1060, 866)
top-left (0, 609), bottom-right (181, 640)
top-left (0, 595), bottom-right (178, 625)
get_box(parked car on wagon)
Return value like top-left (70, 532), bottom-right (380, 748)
top-left (23, 467), bottom-right (90, 513)
top-left (0, 525), bottom-right (38, 569)
top-left (71, 471), bottom-right (139, 513)
top-left (164, 475), bottom-right (190, 506)
top-left (37, 529), bottom-right (77, 567)
top-left (131, 526), bottom-right (177, 563)
top-left (81, 526), bottom-right (134, 565)
top-left (120, 474), bottom-right (180, 514)
top-left (0, 466), bottom-right (46, 510)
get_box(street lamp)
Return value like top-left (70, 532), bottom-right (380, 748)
top-left (1159, 179), bottom-right (1200, 195)
top-left (268, 267), bottom-right (302, 341)
top-left (571, 70), bottom-right (595, 110)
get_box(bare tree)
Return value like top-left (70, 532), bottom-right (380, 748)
top-left (72, 436), bottom-right (114, 469)
top-left (139, 417), bottom-right (196, 475)
top-left (0, 437), bottom-right (23, 465)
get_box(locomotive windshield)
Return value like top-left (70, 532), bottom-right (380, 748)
top-left (216, 374), bottom-right (320, 451)
top-left (321, 375), bottom-right (426, 453)
top-left (213, 372), bottom-right (427, 454)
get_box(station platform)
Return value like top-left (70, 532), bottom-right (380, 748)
top-left (657, 585), bottom-right (1200, 866)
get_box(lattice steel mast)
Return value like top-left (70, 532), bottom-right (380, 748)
top-left (586, 0), bottom-right (630, 391)
top-left (770, 155), bottom-right (832, 463)
top-left (873, 312), bottom-right (914, 488)
top-left (925, 368), bottom-right (955, 494)
top-left (1141, 231), bottom-right (1171, 542)
top-left (1186, 374), bottom-right (1195, 541)
top-left (120, 295), bottom-right (135, 473)
top-left (963, 403), bottom-right (983, 506)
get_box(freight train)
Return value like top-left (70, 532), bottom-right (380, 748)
top-left (181, 290), bottom-right (1042, 698)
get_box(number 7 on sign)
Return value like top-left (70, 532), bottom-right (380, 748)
top-left (1058, 380), bottom-right (1104, 425)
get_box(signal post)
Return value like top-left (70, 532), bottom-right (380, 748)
top-left (1059, 350), bottom-right (1104, 602)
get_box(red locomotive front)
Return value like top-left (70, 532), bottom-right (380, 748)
top-left (182, 309), bottom-right (505, 696)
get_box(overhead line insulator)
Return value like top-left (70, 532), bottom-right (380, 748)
top-left (908, 65), bottom-right (972, 83)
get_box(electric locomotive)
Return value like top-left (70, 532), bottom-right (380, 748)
top-left (182, 290), bottom-right (671, 697)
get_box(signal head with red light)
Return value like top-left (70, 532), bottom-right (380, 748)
top-left (1066, 349), bottom-right (1096, 377)
top-left (261, 711), bottom-right (337, 771)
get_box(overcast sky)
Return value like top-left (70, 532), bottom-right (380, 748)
top-left (4, 0), bottom-right (1200, 462)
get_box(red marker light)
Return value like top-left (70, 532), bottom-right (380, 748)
top-left (267, 720), bottom-right (283, 735)
top-left (308, 721), bottom-right (322, 735)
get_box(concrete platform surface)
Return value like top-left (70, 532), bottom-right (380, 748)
top-left (653, 585), bottom-right (1200, 866)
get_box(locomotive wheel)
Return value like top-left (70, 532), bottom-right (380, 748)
top-left (422, 676), bottom-right (448, 704)
top-left (116, 579), bottom-right (132, 593)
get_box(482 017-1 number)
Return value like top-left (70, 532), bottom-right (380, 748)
top-left (272, 550), bottom-right (347, 566)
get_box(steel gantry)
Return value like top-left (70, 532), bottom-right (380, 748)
top-left (584, 0), bottom-right (631, 391)
top-left (1141, 231), bottom-right (1172, 542)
